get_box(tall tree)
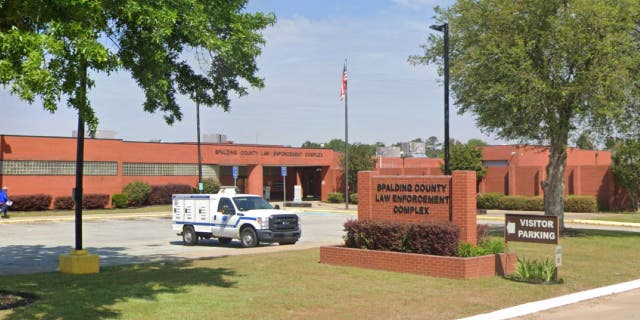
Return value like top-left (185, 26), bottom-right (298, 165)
top-left (325, 138), bottom-right (346, 152)
top-left (0, 0), bottom-right (275, 131)
top-left (301, 141), bottom-right (322, 148)
top-left (575, 131), bottom-right (595, 150)
top-left (425, 136), bottom-right (442, 158)
top-left (466, 139), bottom-right (487, 148)
top-left (410, 0), bottom-right (640, 229)
top-left (610, 139), bottom-right (640, 212)
top-left (340, 143), bottom-right (376, 192)
top-left (447, 141), bottom-right (486, 181)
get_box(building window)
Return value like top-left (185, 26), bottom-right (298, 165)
top-left (123, 163), bottom-right (205, 176)
top-left (482, 160), bottom-right (509, 167)
top-left (0, 160), bottom-right (117, 176)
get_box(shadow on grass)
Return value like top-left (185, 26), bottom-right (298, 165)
top-left (0, 244), bottom-right (193, 276)
top-left (0, 258), bottom-right (237, 319)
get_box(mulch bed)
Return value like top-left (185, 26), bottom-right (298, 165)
top-left (0, 291), bottom-right (36, 310)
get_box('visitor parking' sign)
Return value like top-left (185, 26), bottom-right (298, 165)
top-left (504, 214), bottom-right (559, 245)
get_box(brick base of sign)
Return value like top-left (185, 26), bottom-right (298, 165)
top-left (320, 246), bottom-right (517, 280)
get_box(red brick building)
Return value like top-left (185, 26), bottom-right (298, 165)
top-left (0, 135), bottom-right (622, 210)
top-left (375, 145), bottom-right (620, 210)
top-left (0, 135), bottom-right (343, 203)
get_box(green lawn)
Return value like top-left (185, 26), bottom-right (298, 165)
top-left (1, 229), bottom-right (640, 319)
top-left (588, 213), bottom-right (640, 224)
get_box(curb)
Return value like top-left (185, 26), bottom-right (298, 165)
top-left (459, 279), bottom-right (640, 320)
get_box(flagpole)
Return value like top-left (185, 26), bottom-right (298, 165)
top-left (344, 59), bottom-right (349, 210)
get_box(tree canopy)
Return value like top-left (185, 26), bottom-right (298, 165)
top-left (410, 0), bottom-right (640, 228)
top-left (447, 140), bottom-right (486, 180)
top-left (610, 139), bottom-right (640, 212)
top-left (0, 0), bottom-right (275, 131)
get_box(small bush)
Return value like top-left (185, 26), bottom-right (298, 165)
top-left (192, 178), bottom-right (220, 194)
top-left (349, 193), bottom-right (358, 204)
top-left (83, 194), bottom-right (109, 209)
top-left (477, 192), bottom-right (504, 209)
top-left (564, 195), bottom-right (597, 212)
top-left (512, 257), bottom-right (556, 282)
top-left (54, 196), bottom-right (74, 210)
top-left (10, 194), bottom-right (52, 211)
top-left (111, 194), bottom-right (129, 208)
top-left (327, 192), bottom-right (344, 203)
top-left (457, 239), bottom-right (504, 257)
top-left (123, 180), bottom-right (151, 207)
top-left (343, 220), bottom-right (460, 256)
top-left (149, 184), bottom-right (192, 205)
top-left (499, 196), bottom-right (544, 211)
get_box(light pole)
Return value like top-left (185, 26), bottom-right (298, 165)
top-left (400, 151), bottom-right (406, 174)
top-left (430, 23), bottom-right (450, 175)
top-left (196, 100), bottom-right (203, 193)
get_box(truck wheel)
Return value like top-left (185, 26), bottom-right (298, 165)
top-left (279, 241), bottom-right (297, 245)
top-left (218, 237), bottom-right (232, 245)
top-left (240, 227), bottom-right (258, 248)
top-left (183, 226), bottom-right (198, 246)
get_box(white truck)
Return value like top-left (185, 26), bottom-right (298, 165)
top-left (171, 188), bottom-right (301, 247)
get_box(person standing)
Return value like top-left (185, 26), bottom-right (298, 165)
top-left (0, 186), bottom-right (10, 218)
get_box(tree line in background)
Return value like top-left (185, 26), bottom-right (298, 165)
top-left (301, 137), bottom-right (487, 192)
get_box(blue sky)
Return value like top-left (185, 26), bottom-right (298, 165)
top-left (1, 0), bottom-right (504, 147)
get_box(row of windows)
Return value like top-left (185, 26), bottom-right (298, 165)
top-left (1, 160), bottom-right (117, 176)
top-left (0, 161), bottom-right (219, 177)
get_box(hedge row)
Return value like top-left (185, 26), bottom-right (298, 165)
top-left (477, 193), bottom-right (598, 212)
top-left (149, 184), bottom-right (193, 205)
top-left (343, 219), bottom-right (460, 256)
top-left (7, 183), bottom-right (195, 211)
top-left (10, 194), bottom-right (52, 211)
top-left (327, 192), bottom-right (358, 204)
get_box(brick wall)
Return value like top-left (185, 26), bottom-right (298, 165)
top-left (320, 246), bottom-right (516, 279)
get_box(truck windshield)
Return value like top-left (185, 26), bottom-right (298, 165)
top-left (232, 196), bottom-right (274, 211)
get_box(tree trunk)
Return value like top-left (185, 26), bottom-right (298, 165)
top-left (541, 136), bottom-right (568, 231)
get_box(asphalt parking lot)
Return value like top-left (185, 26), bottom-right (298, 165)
top-left (0, 211), bottom-right (353, 275)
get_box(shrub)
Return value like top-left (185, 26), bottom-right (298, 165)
top-left (83, 194), bottom-right (109, 209)
top-left (477, 192), bottom-right (504, 209)
top-left (512, 257), bottom-right (556, 282)
top-left (192, 178), bottom-right (220, 194)
top-left (499, 196), bottom-right (543, 211)
top-left (54, 196), bottom-right (74, 210)
top-left (349, 193), bottom-right (358, 204)
top-left (564, 195), bottom-right (597, 213)
top-left (149, 184), bottom-right (192, 205)
top-left (123, 180), bottom-right (151, 207)
top-left (327, 192), bottom-right (344, 203)
top-left (111, 194), bottom-right (129, 208)
top-left (343, 220), bottom-right (460, 256)
top-left (10, 194), bottom-right (52, 211)
top-left (457, 239), bottom-right (504, 257)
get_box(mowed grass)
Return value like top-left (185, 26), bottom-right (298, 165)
top-left (1, 229), bottom-right (640, 320)
top-left (588, 213), bottom-right (640, 224)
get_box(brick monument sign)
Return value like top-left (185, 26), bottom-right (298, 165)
top-left (357, 170), bottom-right (477, 244)
top-left (320, 170), bottom-right (516, 279)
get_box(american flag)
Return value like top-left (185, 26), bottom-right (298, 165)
top-left (340, 61), bottom-right (347, 100)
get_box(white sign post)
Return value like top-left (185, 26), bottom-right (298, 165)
top-left (281, 166), bottom-right (287, 209)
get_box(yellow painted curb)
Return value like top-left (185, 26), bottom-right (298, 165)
top-left (59, 250), bottom-right (100, 274)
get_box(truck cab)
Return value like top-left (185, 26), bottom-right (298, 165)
top-left (172, 188), bottom-right (301, 247)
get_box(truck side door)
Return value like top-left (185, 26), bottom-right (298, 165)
top-left (215, 197), bottom-right (240, 237)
